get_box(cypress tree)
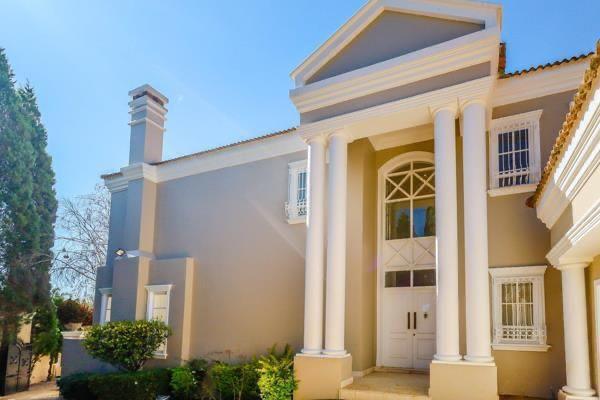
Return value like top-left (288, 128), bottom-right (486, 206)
top-left (18, 83), bottom-right (57, 307)
top-left (0, 48), bottom-right (41, 344)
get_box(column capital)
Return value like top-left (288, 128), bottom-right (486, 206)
top-left (306, 134), bottom-right (328, 146)
top-left (430, 102), bottom-right (458, 118)
top-left (555, 261), bottom-right (590, 271)
top-left (459, 96), bottom-right (488, 113)
top-left (326, 129), bottom-right (353, 144)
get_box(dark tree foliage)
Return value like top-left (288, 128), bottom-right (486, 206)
top-left (18, 83), bottom-right (57, 305)
top-left (0, 48), bottom-right (57, 345)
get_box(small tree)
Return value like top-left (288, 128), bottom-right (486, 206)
top-left (56, 298), bottom-right (91, 326)
top-left (83, 320), bottom-right (171, 371)
top-left (30, 299), bottom-right (61, 380)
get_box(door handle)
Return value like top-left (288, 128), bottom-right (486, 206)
top-left (407, 312), bottom-right (410, 330)
top-left (413, 312), bottom-right (417, 330)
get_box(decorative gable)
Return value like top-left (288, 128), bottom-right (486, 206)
top-left (307, 11), bottom-right (483, 84)
top-left (292, 0), bottom-right (501, 87)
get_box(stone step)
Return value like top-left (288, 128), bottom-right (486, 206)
top-left (339, 371), bottom-right (431, 400)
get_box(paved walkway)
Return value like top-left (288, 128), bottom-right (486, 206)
top-left (0, 382), bottom-right (59, 400)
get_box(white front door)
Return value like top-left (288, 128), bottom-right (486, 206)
top-left (381, 271), bottom-right (436, 369)
top-left (378, 154), bottom-right (437, 370)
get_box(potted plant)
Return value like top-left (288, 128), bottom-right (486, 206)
top-left (57, 299), bottom-right (91, 331)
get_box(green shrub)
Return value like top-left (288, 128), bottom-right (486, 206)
top-left (257, 345), bottom-right (297, 400)
top-left (208, 360), bottom-right (260, 400)
top-left (187, 358), bottom-right (208, 382)
top-left (57, 373), bottom-right (97, 400)
top-left (88, 369), bottom-right (171, 400)
top-left (83, 320), bottom-right (171, 371)
top-left (171, 366), bottom-right (197, 400)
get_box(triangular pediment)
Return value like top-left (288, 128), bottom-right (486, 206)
top-left (292, 0), bottom-right (501, 86)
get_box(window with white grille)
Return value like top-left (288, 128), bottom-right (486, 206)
top-left (489, 266), bottom-right (549, 351)
top-left (285, 160), bottom-right (307, 224)
top-left (146, 284), bottom-right (172, 358)
top-left (489, 110), bottom-right (542, 193)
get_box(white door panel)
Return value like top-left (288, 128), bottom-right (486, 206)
top-left (382, 288), bottom-right (412, 368)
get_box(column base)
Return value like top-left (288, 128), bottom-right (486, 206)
top-left (293, 353), bottom-right (352, 400)
top-left (429, 360), bottom-right (498, 400)
top-left (558, 387), bottom-right (598, 400)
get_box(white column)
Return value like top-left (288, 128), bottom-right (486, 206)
top-left (462, 100), bottom-right (494, 363)
top-left (324, 132), bottom-right (348, 356)
top-left (433, 106), bottom-right (461, 362)
top-left (302, 136), bottom-right (327, 355)
top-left (558, 263), bottom-right (596, 398)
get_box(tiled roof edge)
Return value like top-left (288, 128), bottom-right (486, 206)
top-left (527, 41), bottom-right (600, 208)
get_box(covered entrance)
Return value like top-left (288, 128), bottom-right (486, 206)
top-left (378, 153), bottom-right (437, 370)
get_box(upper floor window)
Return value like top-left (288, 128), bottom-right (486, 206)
top-left (99, 288), bottom-right (112, 324)
top-left (489, 110), bottom-right (543, 195)
top-left (285, 160), bottom-right (307, 224)
top-left (489, 266), bottom-right (549, 352)
top-left (145, 284), bottom-right (172, 358)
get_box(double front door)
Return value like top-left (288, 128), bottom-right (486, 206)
top-left (381, 272), bottom-right (436, 370)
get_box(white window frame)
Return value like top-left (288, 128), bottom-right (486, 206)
top-left (285, 160), bottom-right (308, 224)
top-left (145, 284), bottom-right (172, 359)
top-left (489, 265), bottom-right (550, 352)
top-left (98, 288), bottom-right (112, 325)
top-left (488, 110), bottom-right (543, 197)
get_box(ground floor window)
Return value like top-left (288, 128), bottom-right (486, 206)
top-left (145, 284), bottom-right (172, 358)
top-left (489, 266), bottom-right (549, 351)
top-left (98, 288), bottom-right (112, 324)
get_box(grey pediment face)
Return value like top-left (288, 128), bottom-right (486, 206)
top-left (307, 11), bottom-right (484, 84)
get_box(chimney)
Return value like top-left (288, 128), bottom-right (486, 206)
top-left (128, 84), bottom-right (169, 164)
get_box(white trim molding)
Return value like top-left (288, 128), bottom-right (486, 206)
top-left (536, 77), bottom-right (600, 228)
top-left (546, 199), bottom-right (600, 267)
top-left (489, 266), bottom-right (549, 352)
top-left (488, 183), bottom-right (537, 197)
top-left (489, 110), bottom-right (543, 193)
top-left (104, 133), bottom-right (307, 192)
top-left (296, 76), bottom-right (494, 142)
top-left (98, 288), bottom-right (113, 325)
top-left (290, 27), bottom-right (500, 114)
top-left (145, 284), bottom-right (173, 359)
top-left (290, 0), bottom-right (500, 86)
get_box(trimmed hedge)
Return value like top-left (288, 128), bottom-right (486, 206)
top-left (57, 373), bottom-right (97, 400)
top-left (58, 369), bottom-right (171, 400)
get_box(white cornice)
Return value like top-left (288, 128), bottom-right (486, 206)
top-left (295, 76), bottom-right (494, 142)
top-left (492, 59), bottom-right (589, 107)
top-left (489, 265), bottom-right (547, 278)
top-left (291, 0), bottom-right (501, 86)
top-left (290, 28), bottom-right (499, 114)
top-left (103, 133), bottom-right (306, 192)
top-left (546, 200), bottom-right (600, 266)
top-left (536, 79), bottom-right (600, 228)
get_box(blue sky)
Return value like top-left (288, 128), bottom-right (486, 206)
top-left (1, 0), bottom-right (599, 200)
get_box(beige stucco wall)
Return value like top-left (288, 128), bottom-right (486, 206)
top-left (153, 151), bottom-right (307, 361)
top-left (345, 139), bottom-right (377, 372)
top-left (308, 11), bottom-right (483, 83)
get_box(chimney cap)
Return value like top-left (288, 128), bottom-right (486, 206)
top-left (128, 84), bottom-right (169, 106)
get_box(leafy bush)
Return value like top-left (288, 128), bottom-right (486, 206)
top-left (187, 358), bottom-right (208, 384)
top-left (56, 299), bottom-right (91, 325)
top-left (83, 320), bottom-right (172, 371)
top-left (57, 373), bottom-right (97, 400)
top-left (171, 366), bottom-right (197, 400)
top-left (208, 360), bottom-right (260, 400)
top-left (257, 345), bottom-right (297, 400)
top-left (88, 369), bottom-right (171, 400)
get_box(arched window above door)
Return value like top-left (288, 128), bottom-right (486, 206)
top-left (384, 160), bottom-right (435, 241)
